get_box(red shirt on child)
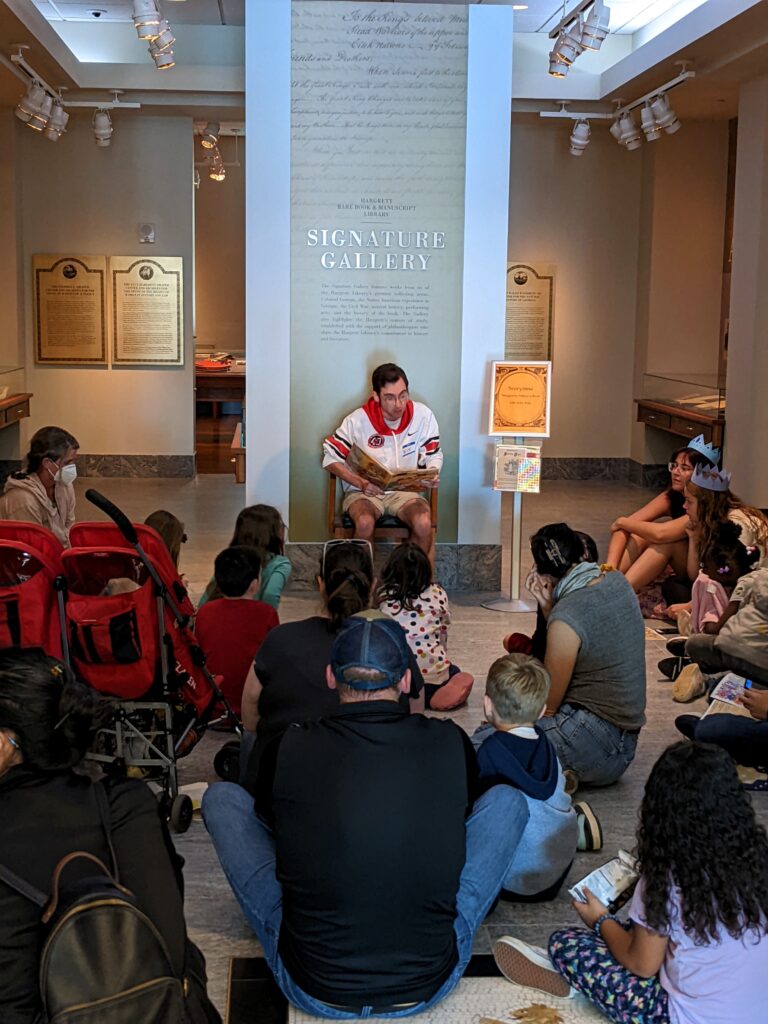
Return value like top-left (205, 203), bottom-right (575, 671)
top-left (195, 598), bottom-right (279, 714)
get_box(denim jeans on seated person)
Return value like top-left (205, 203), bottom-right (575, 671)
top-left (537, 703), bottom-right (638, 786)
top-left (676, 713), bottom-right (768, 770)
top-left (202, 782), bottom-right (529, 1020)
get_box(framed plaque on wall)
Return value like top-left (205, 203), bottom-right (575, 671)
top-left (505, 263), bottom-right (555, 362)
top-left (489, 360), bottom-right (551, 438)
top-left (111, 256), bottom-right (184, 365)
top-left (33, 254), bottom-right (107, 364)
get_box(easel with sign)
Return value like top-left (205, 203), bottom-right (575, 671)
top-left (483, 361), bottom-right (552, 613)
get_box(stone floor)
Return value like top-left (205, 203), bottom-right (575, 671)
top-left (70, 476), bottom-right (768, 1017)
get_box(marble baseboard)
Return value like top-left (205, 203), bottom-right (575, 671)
top-left (285, 542), bottom-right (500, 593)
top-left (628, 461), bottom-right (668, 490)
top-left (542, 458), bottom-right (633, 481)
top-left (77, 455), bottom-right (196, 478)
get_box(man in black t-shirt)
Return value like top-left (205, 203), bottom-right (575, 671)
top-left (203, 617), bottom-right (531, 1018)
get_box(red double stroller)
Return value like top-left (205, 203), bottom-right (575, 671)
top-left (0, 491), bottom-right (241, 832)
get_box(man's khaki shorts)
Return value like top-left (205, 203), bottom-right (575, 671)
top-left (342, 490), bottom-right (429, 519)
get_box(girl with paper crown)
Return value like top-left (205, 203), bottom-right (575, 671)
top-left (606, 434), bottom-right (720, 593)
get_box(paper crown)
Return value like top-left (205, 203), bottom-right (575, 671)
top-left (686, 434), bottom-right (721, 465)
top-left (691, 464), bottom-right (732, 492)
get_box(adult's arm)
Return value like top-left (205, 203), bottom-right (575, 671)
top-left (611, 492), bottom-right (671, 530)
top-left (251, 732), bottom-right (284, 825)
top-left (417, 406), bottom-right (443, 481)
top-left (611, 512), bottom-right (688, 545)
top-left (322, 415), bottom-right (383, 495)
top-left (108, 780), bottom-right (188, 975)
top-left (241, 664), bottom-right (263, 733)
top-left (543, 619), bottom-right (581, 715)
top-left (0, 489), bottom-right (46, 526)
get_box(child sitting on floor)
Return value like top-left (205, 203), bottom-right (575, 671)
top-left (195, 546), bottom-right (278, 715)
top-left (376, 542), bottom-right (473, 710)
top-left (493, 741), bottom-right (768, 1023)
top-left (473, 654), bottom-right (601, 902)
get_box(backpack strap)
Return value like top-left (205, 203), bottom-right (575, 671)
top-left (0, 862), bottom-right (48, 908)
top-left (93, 779), bottom-right (120, 884)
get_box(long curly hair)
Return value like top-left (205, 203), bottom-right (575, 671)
top-left (686, 482), bottom-right (768, 559)
top-left (637, 741), bottom-right (768, 944)
top-left (376, 542), bottom-right (432, 612)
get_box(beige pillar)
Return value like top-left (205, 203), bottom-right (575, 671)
top-left (726, 75), bottom-right (768, 506)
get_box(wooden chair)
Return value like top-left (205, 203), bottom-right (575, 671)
top-left (327, 474), bottom-right (438, 543)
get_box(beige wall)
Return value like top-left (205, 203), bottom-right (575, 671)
top-left (508, 121), bottom-right (643, 458)
top-left (631, 121), bottom-right (728, 463)
top-left (194, 136), bottom-right (245, 354)
top-left (15, 114), bottom-right (195, 456)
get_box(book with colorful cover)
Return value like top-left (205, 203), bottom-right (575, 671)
top-left (346, 444), bottom-right (438, 492)
top-left (569, 850), bottom-right (639, 911)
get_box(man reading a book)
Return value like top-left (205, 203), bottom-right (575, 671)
top-left (323, 363), bottom-right (442, 559)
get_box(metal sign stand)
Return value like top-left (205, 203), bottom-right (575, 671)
top-left (483, 436), bottom-right (537, 613)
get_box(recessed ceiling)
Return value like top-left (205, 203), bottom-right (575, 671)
top-left (30, 0), bottom-right (244, 26)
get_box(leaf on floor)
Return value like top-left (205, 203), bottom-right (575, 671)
top-left (510, 1006), bottom-right (565, 1024)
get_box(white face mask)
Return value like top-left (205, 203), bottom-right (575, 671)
top-left (56, 463), bottom-right (77, 486)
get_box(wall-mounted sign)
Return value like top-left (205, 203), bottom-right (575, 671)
top-left (33, 254), bottom-right (107, 364)
top-left (505, 263), bottom-right (555, 361)
top-left (111, 256), bottom-right (183, 365)
top-left (489, 361), bottom-right (551, 438)
top-left (493, 443), bottom-right (542, 493)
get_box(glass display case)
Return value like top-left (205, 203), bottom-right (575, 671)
top-left (636, 373), bottom-right (726, 448)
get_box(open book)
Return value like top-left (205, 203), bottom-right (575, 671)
top-left (701, 672), bottom-right (754, 719)
top-left (569, 850), bottom-right (639, 911)
top-left (347, 444), bottom-right (438, 492)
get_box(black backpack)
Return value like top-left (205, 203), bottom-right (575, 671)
top-left (0, 784), bottom-right (187, 1024)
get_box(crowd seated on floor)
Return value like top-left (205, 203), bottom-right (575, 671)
top-left (1, 425), bottom-right (767, 1022)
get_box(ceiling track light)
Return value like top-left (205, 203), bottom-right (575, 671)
top-left (200, 122), bottom-right (220, 149)
top-left (546, 0), bottom-right (608, 75)
top-left (93, 109), bottom-right (113, 147)
top-left (569, 119), bottom-right (590, 156)
top-left (133, 0), bottom-right (161, 39)
top-left (580, 0), bottom-right (610, 50)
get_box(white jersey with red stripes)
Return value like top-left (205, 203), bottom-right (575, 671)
top-left (323, 397), bottom-right (443, 494)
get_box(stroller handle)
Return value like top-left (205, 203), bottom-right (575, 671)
top-left (85, 489), bottom-right (138, 545)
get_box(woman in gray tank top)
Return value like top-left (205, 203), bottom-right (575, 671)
top-left (526, 523), bottom-right (646, 787)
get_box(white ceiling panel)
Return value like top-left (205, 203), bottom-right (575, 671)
top-left (30, 0), bottom-right (244, 26)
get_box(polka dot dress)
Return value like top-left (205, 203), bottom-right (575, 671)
top-left (380, 583), bottom-right (451, 685)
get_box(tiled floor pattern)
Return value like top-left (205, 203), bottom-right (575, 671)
top-left (69, 476), bottom-right (768, 1016)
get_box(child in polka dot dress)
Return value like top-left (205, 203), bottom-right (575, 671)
top-left (377, 543), bottom-right (474, 710)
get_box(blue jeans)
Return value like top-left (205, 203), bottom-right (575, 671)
top-left (538, 704), bottom-right (638, 785)
top-left (202, 782), bottom-right (529, 1019)
top-left (676, 713), bottom-right (768, 770)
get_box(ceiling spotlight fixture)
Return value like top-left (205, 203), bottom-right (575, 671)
top-left (650, 93), bottom-right (681, 135)
top-left (201, 122), bottom-right (219, 149)
top-left (44, 101), bottom-right (69, 141)
top-left (640, 103), bottom-right (661, 141)
top-left (618, 112), bottom-right (642, 150)
top-left (133, 0), bottom-right (161, 39)
top-left (569, 119), bottom-right (590, 156)
top-left (153, 19), bottom-right (176, 51)
top-left (551, 21), bottom-right (584, 67)
top-left (208, 147), bottom-right (226, 181)
top-left (149, 39), bottom-right (176, 69)
top-left (28, 92), bottom-right (53, 132)
top-left (581, 0), bottom-right (610, 50)
top-left (93, 109), bottom-right (114, 147)
top-left (15, 81), bottom-right (47, 124)
top-left (609, 117), bottom-right (623, 143)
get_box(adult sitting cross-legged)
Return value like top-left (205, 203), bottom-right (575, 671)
top-left (203, 616), bottom-right (532, 1019)
top-left (323, 362), bottom-right (441, 561)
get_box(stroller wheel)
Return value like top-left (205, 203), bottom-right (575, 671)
top-left (213, 739), bottom-right (241, 784)
top-left (170, 793), bottom-right (193, 834)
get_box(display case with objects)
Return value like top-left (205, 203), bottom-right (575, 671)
top-left (636, 373), bottom-right (726, 449)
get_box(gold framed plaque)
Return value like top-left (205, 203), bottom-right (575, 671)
top-left (111, 256), bottom-right (183, 365)
top-left (489, 360), bottom-right (551, 438)
top-left (34, 255), bottom-right (107, 364)
top-left (505, 263), bottom-right (555, 362)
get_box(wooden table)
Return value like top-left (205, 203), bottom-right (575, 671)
top-left (231, 422), bottom-right (245, 484)
top-left (0, 393), bottom-right (32, 430)
top-left (195, 367), bottom-right (245, 418)
top-left (635, 399), bottom-right (725, 449)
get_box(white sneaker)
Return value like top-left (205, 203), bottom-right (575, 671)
top-left (493, 936), bottom-right (571, 998)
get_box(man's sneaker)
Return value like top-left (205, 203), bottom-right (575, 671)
top-left (672, 664), bottom-right (706, 703)
top-left (563, 769), bottom-right (579, 796)
top-left (493, 937), bottom-right (571, 998)
top-left (574, 800), bottom-right (603, 851)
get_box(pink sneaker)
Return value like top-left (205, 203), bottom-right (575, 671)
top-left (429, 671), bottom-right (474, 711)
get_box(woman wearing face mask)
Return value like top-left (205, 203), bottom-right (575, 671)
top-left (0, 426), bottom-right (79, 546)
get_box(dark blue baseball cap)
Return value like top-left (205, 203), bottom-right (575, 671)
top-left (330, 616), bottom-right (411, 690)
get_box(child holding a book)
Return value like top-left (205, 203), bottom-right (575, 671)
top-left (493, 741), bottom-right (768, 1022)
top-left (376, 543), bottom-right (473, 710)
top-left (473, 654), bottom-right (601, 902)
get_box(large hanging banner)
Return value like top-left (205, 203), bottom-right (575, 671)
top-left (289, 1), bottom-right (468, 539)
top-left (505, 263), bottom-right (555, 361)
top-left (33, 254), bottom-right (107, 364)
top-left (111, 257), bottom-right (184, 365)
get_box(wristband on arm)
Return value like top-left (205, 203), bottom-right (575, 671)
top-left (593, 912), bottom-right (621, 937)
